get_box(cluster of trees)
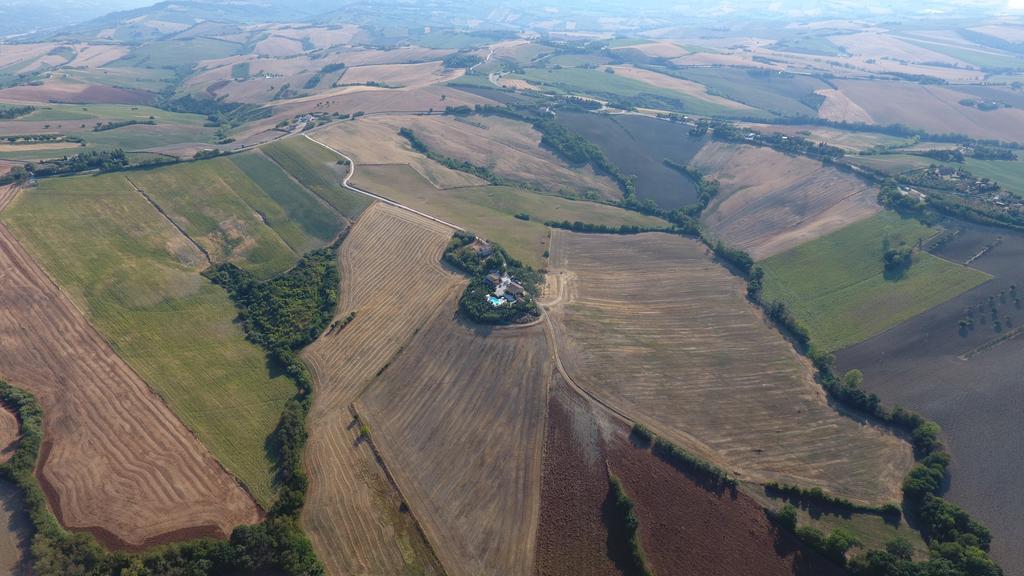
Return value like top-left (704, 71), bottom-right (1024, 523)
top-left (710, 240), bottom-right (754, 275)
top-left (93, 119), bottom-right (156, 132)
top-left (710, 121), bottom-right (845, 160)
top-left (8, 149), bottom-right (131, 180)
top-left (318, 63), bottom-right (346, 74)
top-left (0, 105), bottom-right (35, 119)
top-left (765, 482), bottom-right (901, 520)
top-left (883, 245), bottom-right (914, 275)
top-left (441, 52), bottom-right (483, 69)
top-left (161, 94), bottom-right (272, 129)
top-left (203, 244), bottom-right (339, 353)
top-left (919, 148), bottom-right (965, 162)
top-left (303, 74), bottom-right (323, 89)
top-left (544, 220), bottom-right (677, 235)
top-left (607, 475), bottom-right (653, 576)
top-left (444, 232), bottom-right (541, 325)
top-left (971, 145), bottom-right (1017, 160)
top-left (652, 437), bottom-right (737, 491)
top-left (662, 160), bottom-right (720, 217)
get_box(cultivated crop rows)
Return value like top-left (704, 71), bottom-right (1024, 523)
top-left (359, 311), bottom-right (550, 576)
top-left (301, 203), bottom-right (462, 575)
top-left (0, 224), bottom-right (260, 548)
top-left (547, 230), bottom-right (913, 504)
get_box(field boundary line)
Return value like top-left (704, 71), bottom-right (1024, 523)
top-left (123, 175), bottom-right (212, 266)
top-left (301, 133), bottom-right (465, 232)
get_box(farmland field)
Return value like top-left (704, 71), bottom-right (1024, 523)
top-left (666, 67), bottom-right (831, 117)
top-left (831, 79), bottom-right (1024, 143)
top-left (694, 141), bottom-right (882, 259)
top-left (2, 173), bottom-right (297, 508)
top-left (0, 218), bottom-right (261, 546)
top-left (309, 121), bottom-right (489, 190)
top-left (508, 67), bottom-right (750, 116)
top-left (338, 113), bottom-right (621, 199)
top-left (358, 309), bottom-right (550, 576)
top-left (547, 230), bottom-right (914, 504)
top-left (554, 112), bottom-right (704, 209)
top-left (126, 159), bottom-right (300, 278)
top-left (759, 211), bottom-right (992, 352)
top-left (228, 151), bottom-right (346, 251)
top-left (260, 136), bottom-right (374, 219)
top-left (837, 221), bottom-right (1024, 574)
top-left (350, 162), bottom-right (669, 268)
top-left (302, 202), bottom-right (461, 576)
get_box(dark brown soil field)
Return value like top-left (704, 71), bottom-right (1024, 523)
top-left (536, 377), bottom-right (623, 576)
top-left (555, 112), bottom-right (704, 209)
top-left (606, 429), bottom-right (846, 576)
top-left (837, 220), bottom-right (1024, 575)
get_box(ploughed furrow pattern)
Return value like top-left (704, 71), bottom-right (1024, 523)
top-left (0, 224), bottom-right (260, 548)
top-left (548, 230), bottom-right (913, 504)
top-left (302, 202), bottom-right (461, 576)
top-left (359, 311), bottom-right (550, 576)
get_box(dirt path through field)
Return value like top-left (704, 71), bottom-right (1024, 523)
top-left (0, 223), bottom-right (260, 548)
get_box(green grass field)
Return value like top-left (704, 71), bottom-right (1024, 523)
top-left (948, 157), bottom-right (1024, 197)
top-left (261, 136), bottom-right (372, 219)
top-left (351, 162), bottom-right (670, 268)
top-left (759, 212), bottom-right (991, 352)
top-left (667, 67), bottom-right (830, 116)
top-left (22, 103), bottom-right (207, 125)
top-left (230, 151), bottom-right (345, 247)
top-left (128, 159), bottom-right (302, 278)
top-left (115, 38), bottom-right (244, 69)
top-left (62, 66), bottom-right (178, 93)
top-left (2, 173), bottom-right (296, 506)
top-left (898, 36), bottom-right (1024, 71)
top-left (509, 66), bottom-right (750, 116)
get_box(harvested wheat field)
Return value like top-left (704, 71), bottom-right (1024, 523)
top-left (815, 88), bottom-right (875, 124)
top-left (0, 223), bottom-right (260, 548)
top-left (339, 62), bottom-right (462, 89)
top-left (302, 202), bottom-right (461, 575)
top-left (378, 113), bottom-right (621, 198)
top-left (312, 119), bottom-right (487, 189)
top-left (547, 230), bottom-right (913, 504)
top-left (358, 309), bottom-right (550, 576)
top-left (609, 65), bottom-right (755, 112)
top-left (694, 141), bottom-right (881, 260)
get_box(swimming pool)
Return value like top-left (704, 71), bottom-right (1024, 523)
top-left (486, 295), bottom-right (504, 307)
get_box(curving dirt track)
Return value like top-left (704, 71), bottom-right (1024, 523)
top-left (358, 309), bottom-right (550, 576)
top-left (301, 202), bottom-right (462, 575)
top-left (546, 230), bottom-right (913, 505)
top-left (0, 223), bottom-right (260, 548)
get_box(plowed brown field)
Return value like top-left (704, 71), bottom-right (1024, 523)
top-left (547, 230), bottom-right (913, 505)
top-left (358, 310), bottom-right (550, 576)
top-left (695, 141), bottom-right (880, 260)
top-left (302, 202), bottom-right (461, 575)
top-left (0, 224), bottom-right (260, 548)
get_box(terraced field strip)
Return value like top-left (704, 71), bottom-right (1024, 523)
top-left (302, 202), bottom-right (463, 575)
top-left (0, 223), bottom-right (260, 547)
top-left (359, 309), bottom-right (550, 576)
top-left (547, 230), bottom-right (914, 504)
